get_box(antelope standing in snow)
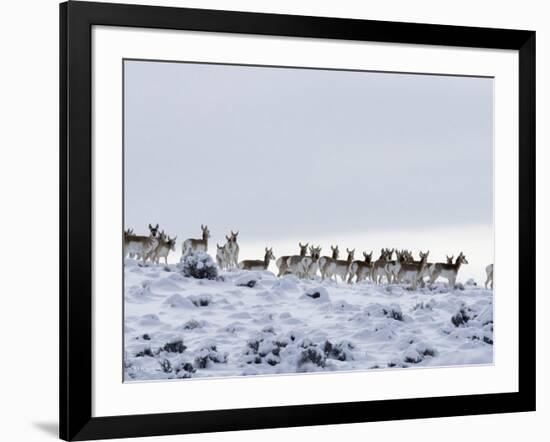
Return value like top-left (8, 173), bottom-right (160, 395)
top-left (124, 228), bottom-right (135, 258)
top-left (224, 230), bottom-right (240, 268)
top-left (371, 248), bottom-right (392, 284)
top-left (485, 263), bottom-right (493, 289)
top-left (239, 247), bottom-right (276, 271)
top-left (348, 251), bottom-right (373, 283)
top-left (182, 224), bottom-right (210, 256)
top-left (319, 245), bottom-right (339, 281)
top-left (284, 243), bottom-right (309, 278)
top-left (124, 224), bottom-right (160, 264)
top-left (429, 252), bottom-right (468, 288)
top-left (304, 245), bottom-right (322, 279)
top-left (332, 248), bottom-right (355, 283)
top-left (398, 250), bottom-right (430, 290)
top-left (216, 243), bottom-right (229, 269)
top-left (151, 233), bottom-right (177, 264)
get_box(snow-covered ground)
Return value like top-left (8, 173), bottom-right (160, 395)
top-left (124, 259), bottom-right (493, 382)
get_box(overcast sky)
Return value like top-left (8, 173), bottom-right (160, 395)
top-left (124, 59), bottom-right (493, 280)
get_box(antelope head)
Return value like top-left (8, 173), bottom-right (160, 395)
top-left (148, 223), bottom-right (160, 238)
top-left (265, 247), bottom-right (276, 261)
top-left (363, 251), bottom-right (373, 263)
top-left (167, 236), bottom-right (177, 251)
top-left (346, 248), bottom-right (355, 261)
top-left (201, 224), bottom-right (211, 240)
top-left (419, 250), bottom-right (430, 263)
top-left (446, 255), bottom-right (454, 264)
top-left (457, 252), bottom-right (468, 265)
top-left (313, 246), bottom-right (322, 260)
top-left (299, 242), bottom-right (309, 256)
top-left (331, 245), bottom-right (339, 259)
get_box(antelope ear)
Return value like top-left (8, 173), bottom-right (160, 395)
top-left (148, 224), bottom-right (152, 229)
top-left (155, 224), bottom-right (159, 229)
top-left (226, 235), bottom-right (230, 241)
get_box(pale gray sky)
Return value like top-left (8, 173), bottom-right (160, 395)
top-left (124, 59), bottom-right (493, 280)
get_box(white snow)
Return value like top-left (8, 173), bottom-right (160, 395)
top-left (124, 258), bottom-right (494, 382)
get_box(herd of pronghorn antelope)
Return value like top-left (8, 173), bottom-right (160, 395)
top-left (124, 224), bottom-right (494, 290)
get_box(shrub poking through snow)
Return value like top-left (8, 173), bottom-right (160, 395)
top-left (298, 345), bottom-right (326, 368)
top-left (235, 274), bottom-right (258, 288)
top-left (173, 362), bottom-right (196, 378)
top-left (382, 305), bottom-right (404, 321)
top-left (159, 359), bottom-right (172, 373)
top-left (451, 307), bottom-right (472, 327)
top-left (162, 340), bottom-right (186, 354)
top-left (300, 287), bottom-right (330, 302)
top-left (403, 349), bottom-right (424, 364)
top-left (323, 340), bottom-right (355, 361)
top-left (180, 251), bottom-right (218, 280)
top-left (182, 319), bottom-right (202, 330)
top-left (194, 345), bottom-right (228, 369)
top-left (188, 294), bottom-right (212, 307)
top-left (135, 347), bottom-right (154, 358)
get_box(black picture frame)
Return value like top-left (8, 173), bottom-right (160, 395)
top-left (60, 1), bottom-right (536, 440)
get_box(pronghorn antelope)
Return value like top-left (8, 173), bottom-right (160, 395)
top-left (331, 248), bottom-right (355, 283)
top-left (398, 250), bottom-right (430, 290)
top-left (348, 251), bottom-right (373, 283)
top-left (151, 233), bottom-right (177, 265)
top-left (182, 224), bottom-right (210, 256)
top-left (216, 243), bottom-right (229, 269)
top-left (319, 245), bottom-right (339, 281)
top-left (371, 248), bottom-right (392, 284)
top-left (124, 224), bottom-right (160, 264)
top-left (124, 228), bottom-right (135, 258)
top-left (304, 245), bottom-right (322, 279)
top-left (281, 242), bottom-right (310, 278)
top-left (239, 247), bottom-right (276, 271)
top-left (429, 252), bottom-right (468, 288)
top-left (387, 249), bottom-right (414, 284)
top-left (485, 263), bottom-right (493, 289)
top-left (386, 249), bottom-right (407, 284)
top-left (224, 230), bottom-right (240, 268)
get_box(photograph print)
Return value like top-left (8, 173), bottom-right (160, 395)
top-left (123, 59), bottom-right (494, 382)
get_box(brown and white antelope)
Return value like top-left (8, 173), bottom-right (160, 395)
top-left (319, 245), bottom-right (339, 281)
top-left (216, 243), bottom-right (229, 269)
top-left (124, 228), bottom-right (135, 258)
top-left (429, 252), bottom-right (468, 288)
top-left (371, 248), bottom-right (392, 284)
top-left (124, 224), bottom-right (160, 264)
top-left (224, 230), bottom-right (240, 268)
top-left (331, 248), bottom-right (355, 283)
top-left (304, 245), bottom-right (322, 279)
top-left (348, 251), bottom-right (373, 283)
top-left (398, 250), bottom-right (430, 290)
top-left (182, 224), bottom-right (210, 256)
top-left (152, 233), bottom-right (177, 265)
top-left (239, 247), bottom-right (276, 271)
top-left (485, 263), bottom-right (493, 289)
top-left (281, 242), bottom-right (309, 278)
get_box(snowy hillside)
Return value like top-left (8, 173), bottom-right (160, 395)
top-left (124, 259), bottom-right (493, 382)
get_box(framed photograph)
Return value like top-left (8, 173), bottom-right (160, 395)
top-left (60, 1), bottom-right (536, 440)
